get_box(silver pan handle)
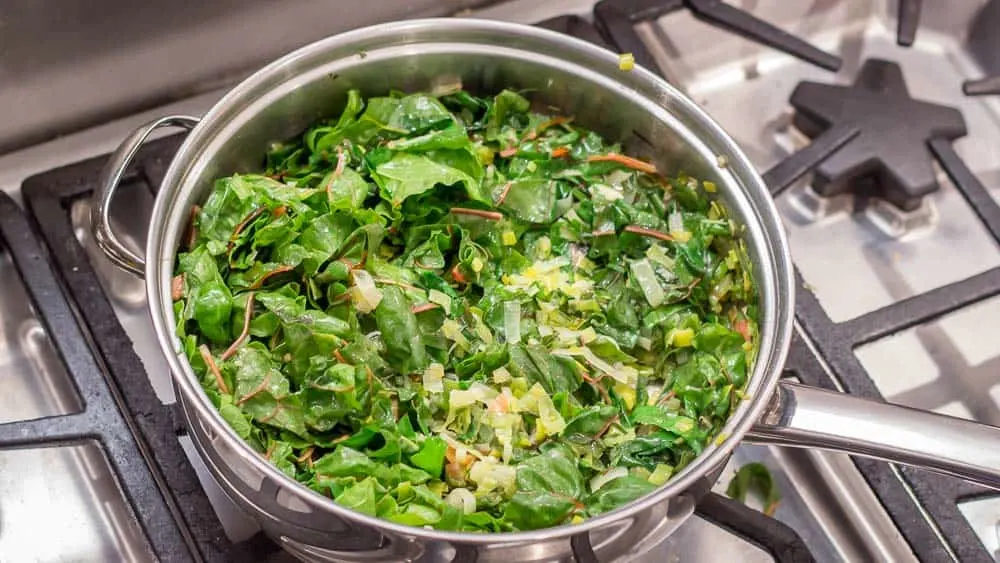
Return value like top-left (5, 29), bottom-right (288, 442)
top-left (93, 115), bottom-right (199, 278)
top-left (748, 381), bottom-right (1000, 489)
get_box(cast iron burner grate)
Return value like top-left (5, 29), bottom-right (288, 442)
top-left (538, 14), bottom-right (610, 49)
top-left (589, 0), bottom-right (922, 76)
top-left (789, 58), bottom-right (967, 211)
top-left (0, 191), bottom-right (196, 561)
top-left (595, 0), bottom-right (849, 73)
top-left (587, 0), bottom-right (927, 86)
top-left (965, 0), bottom-right (1000, 96)
top-left (761, 48), bottom-right (1000, 563)
top-left (964, 75), bottom-right (1000, 96)
top-left (13, 138), bottom-right (289, 563)
top-left (591, 0), bottom-right (841, 75)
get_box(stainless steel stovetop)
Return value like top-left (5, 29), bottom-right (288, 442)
top-left (1, 1), bottom-right (999, 561)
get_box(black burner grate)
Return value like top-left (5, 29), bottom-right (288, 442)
top-left (538, 14), bottom-right (610, 49)
top-left (590, 0), bottom-right (925, 75)
top-left (19, 137), bottom-right (288, 563)
top-left (770, 84), bottom-right (1000, 563)
top-left (0, 191), bottom-right (190, 562)
top-left (896, 0), bottom-right (922, 47)
top-left (966, 0), bottom-right (1000, 96)
top-left (789, 58), bottom-right (967, 211)
top-left (963, 76), bottom-right (1000, 97)
top-left (592, 0), bottom-right (842, 74)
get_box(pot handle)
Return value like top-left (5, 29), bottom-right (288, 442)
top-left (747, 381), bottom-right (1000, 489)
top-left (94, 115), bottom-right (200, 277)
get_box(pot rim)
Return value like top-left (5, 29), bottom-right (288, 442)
top-left (146, 17), bottom-right (795, 544)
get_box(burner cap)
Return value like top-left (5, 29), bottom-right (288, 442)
top-left (790, 59), bottom-right (967, 211)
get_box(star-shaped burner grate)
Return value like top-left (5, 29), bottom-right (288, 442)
top-left (790, 58), bottom-right (967, 211)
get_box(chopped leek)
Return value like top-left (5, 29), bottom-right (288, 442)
top-left (630, 258), bottom-right (665, 307)
top-left (503, 301), bottom-right (521, 344)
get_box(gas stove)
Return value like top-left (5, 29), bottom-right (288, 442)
top-left (0, 1), bottom-right (999, 561)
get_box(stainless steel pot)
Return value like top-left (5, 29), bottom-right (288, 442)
top-left (92, 18), bottom-right (1000, 562)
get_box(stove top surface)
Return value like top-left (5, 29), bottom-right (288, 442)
top-left (1, 0), bottom-right (1000, 562)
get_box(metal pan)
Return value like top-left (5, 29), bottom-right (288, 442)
top-left (92, 18), bottom-right (1000, 562)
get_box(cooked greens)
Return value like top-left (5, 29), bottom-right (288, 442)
top-left (727, 462), bottom-right (781, 516)
top-left (174, 88), bottom-right (758, 532)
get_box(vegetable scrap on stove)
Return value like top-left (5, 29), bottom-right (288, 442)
top-left (726, 462), bottom-right (781, 517)
top-left (173, 88), bottom-right (759, 532)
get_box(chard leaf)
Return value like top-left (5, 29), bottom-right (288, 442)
top-left (500, 178), bottom-right (561, 224)
top-left (630, 405), bottom-right (699, 439)
top-left (256, 291), bottom-right (350, 337)
top-left (178, 248), bottom-right (233, 343)
top-left (267, 441), bottom-right (298, 479)
top-left (508, 345), bottom-right (579, 395)
top-left (564, 404), bottom-right (618, 439)
top-left (218, 395), bottom-right (253, 440)
top-left (307, 89), bottom-right (365, 152)
top-left (503, 492), bottom-right (576, 530)
top-left (409, 436), bottom-right (447, 478)
top-left (191, 281), bottom-right (232, 344)
top-left (516, 449), bottom-right (585, 500)
top-left (584, 475), bottom-right (657, 515)
top-left (611, 432), bottom-right (678, 470)
top-left (726, 462), bottom-right (781, 517)
top-left (375, 286), bottom-right (429, 373)
top-left (197, 176), bottom-right (257, 243)
top-left (302, 363), bottom-right (360, 432)
top-left (335, 477), bottom-right (379, 516)
top-left (372, 152), bottom-right (482, 207)
top-left (486, 89), bottom-right (531, 141)
top-left (295, 211), bottom-right (355, 275)
top-left (387, 93), bottom-right (455, 133)
top-left (387, 121), bottom-right (469, 152)
top-left (230, 343), bottom-right (306, 436)
top-left (313, 446), bottom-right (377, 479)
top-left (325, 167), bottom-right (370, 210)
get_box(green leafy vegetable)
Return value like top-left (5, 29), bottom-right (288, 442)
top-left (375, 286), bottom-right (429, 373)
top-left (410, 436), bottom-right (447, 478)
top-left (336, 477), bottom-right (379, 516)
top-left (585, 475), bottom-right (657, 515)
top-left (175, 88), bottom-right (759, 533)
top-left (373, 153), bottom-right (483, 207)
top-left (726, 462), bottom-right (781, 517)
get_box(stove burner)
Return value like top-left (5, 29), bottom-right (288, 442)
top-left (790, 58), bottom-right (967, 211)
